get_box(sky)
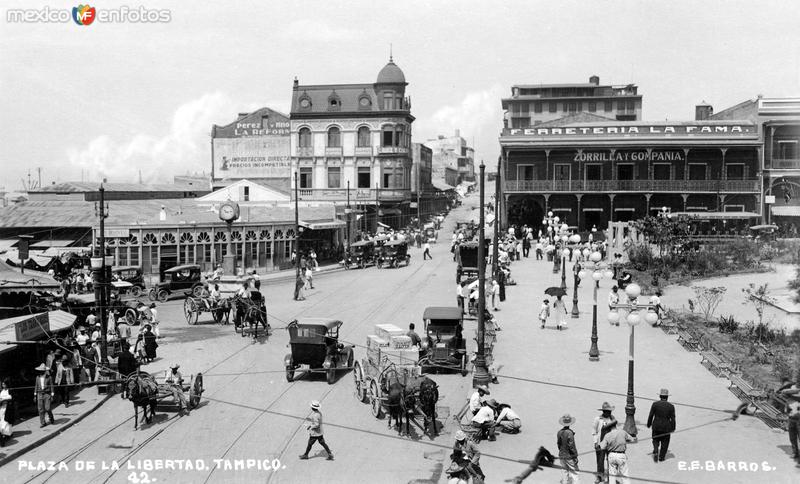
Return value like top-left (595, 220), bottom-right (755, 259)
top-left (1, 0), bottom-right (799, 190)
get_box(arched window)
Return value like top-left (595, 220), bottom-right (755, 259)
top-left (128, 235), bottom-right (139, 246)
top-left (395, 125), bottom-right (405, 147)
top-left (259, 230), bottom-right (271, 240)
top-left (231, 231), bottom-right (242, 242)
top-left (245, 230), bottom-right (257, 241)
top-left (161, 233), bottom-right (176, 245)
top-left (197, 232), bottom-right (211, 243)
top-left (286, 229), bottom-right (295, 239)
top-left (143, 233), bottom-right (158, 245)
top-left (274, 230), bottom-right (283, 240)
top-left (214, 232), bottom-right (227, 242)
top-left (382, 125), bottom-right (394, 147)
top-left (298, 127), bottom-right (311, 148)
top-left (327, 127), bottom-right (341, 148)
top-left (180, 232), bottom-right (194, 244)
top-left (357, 126), bottom-right (371, 147)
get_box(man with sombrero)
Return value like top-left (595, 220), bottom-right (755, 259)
top-left (592, 402), bottom-right (618, 482)
top-left (300, 400), bottom-right (333, 460)
top-left (33, 364), bottom-right (55, 427)
top-left (453, 430), bottom-right (485, 480)
top-left (647, 388), bottom-right (676, 462)
top-left (556, 414), bottom-right (580, 483)
top-left (469, 385), bottom-right (490, 416)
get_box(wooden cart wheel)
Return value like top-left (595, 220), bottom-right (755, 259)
top-left (184, 299), bottom-right (198, 325)
top-left (369, 380), bottom-right (383, 418)
top-left (189, 373), bottom-right (203, 409)
top-left (353, 362), bottom-right (366, 403)
top-left (192, 285), bottom-right (203, 297)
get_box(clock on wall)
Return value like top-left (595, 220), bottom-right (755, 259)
top-left (219, 201), bottom-right (240, 222)
top-left (299, 98), bottom-right (311, 108)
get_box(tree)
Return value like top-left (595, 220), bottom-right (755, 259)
top-left (742, 283), bottom-right (776, 340)
top-left (690, 286), bottom-right (726, 322)
top-left (632, 215), bottom-right (692, 258)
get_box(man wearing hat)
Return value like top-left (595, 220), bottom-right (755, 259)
top-left (33, 364), bottom-right (55, 427)
top-left (556, 414), bottom-right (580, 484)
top-left (598, 420), bottom-right (637, 483)
top-left (300, 401), bottom-right (333, 460)
top-left (471, 400), bottom-right (498, 441)
top-left (592, 402), bottom-right (618, 482)
top-left (165, 364), bottom-right (188, 414)
top-left (469, 385), bottom-right (490, 416)
top-left (453, 430), bottom-right (485, 480)
top-left (494, 401), bottom-right (522, 434)
top-left (647, 389), bottom-right (676, 462)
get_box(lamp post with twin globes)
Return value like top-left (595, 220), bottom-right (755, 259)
top-left (608, 282), bottom-right (660, 436)
top-left (578, 251), bottom-right (614, 358)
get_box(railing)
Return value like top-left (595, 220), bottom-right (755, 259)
top-left (770, 158), bottom-right (800, 169)
top-left (294, 188), bottom-right (411, 202)
top-left (297, 146), bottom-right (313, 157)
top-left (505, 179), bottom-right (760, 193)
top-left (354, 146), bottom-right (373, 156)
top-left (324, 146), bottom-right (343, 157)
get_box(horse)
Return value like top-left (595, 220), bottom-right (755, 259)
top-left (386, 381), bottom-right (407, 435)
top-left (212, 298), bottom-right (232, 324)
top-left (417, 376), bottom-right (439, 437)
top-left (125, 374), bottom-right (158, 430)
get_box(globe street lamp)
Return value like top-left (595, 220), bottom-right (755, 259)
top-left (562, 233), bottom-right (582, 292)
top-left (578, 251), bottom-right (614, 358)
top-left (608, 283), bottom-right (659, 436)
top-left (553, 222), bottom-right (569, 274)
top-left (542, 211), bottom-right (559, 261)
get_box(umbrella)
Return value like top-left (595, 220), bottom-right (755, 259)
top-left (544, 287), bottom-right (567, 297)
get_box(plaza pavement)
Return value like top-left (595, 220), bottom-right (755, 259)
top-left (476, 243), bottom-right (799, 483)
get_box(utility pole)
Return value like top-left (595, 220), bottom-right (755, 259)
top-left (94, 183), bottom-right (110, 365)
top-left (472, 162), bottom-right (490, 388)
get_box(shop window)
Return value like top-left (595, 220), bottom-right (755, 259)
top-left (778, 141), bottom-right (797, 159)
top-left (298, 128), bottom-right (312, 148)
top-left (327, 167), bottom-right (341, 188)
top-left (357, 126), bottom-right (371, 147)
top-left (358, 167), bottom-right (371, 188)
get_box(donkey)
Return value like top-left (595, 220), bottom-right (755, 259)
top-left (125, 374), bottom-right (158, 430)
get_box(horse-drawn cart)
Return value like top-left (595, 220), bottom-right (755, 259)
top-left (353, 324), bottom-right (439, 437)
top-left (124, 370), bottom-right (204, 429)
top-left (183, 296), bottom-right (231, 325)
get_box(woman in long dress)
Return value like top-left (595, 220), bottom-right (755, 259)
top-left (553, 295), bottom-right (568, 330)
top-left (0, 380), bottom-right (14, 446)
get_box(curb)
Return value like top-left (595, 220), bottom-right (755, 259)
top-left (0, 392), bottom-right (115, 468)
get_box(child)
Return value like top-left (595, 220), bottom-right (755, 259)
top-left (539, 299), bottom-right (550, 329)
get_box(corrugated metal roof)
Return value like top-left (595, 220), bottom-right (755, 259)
top-left (0, 311), bottom-right (76, 354)
top-left (31, 182), bottom-right (198, 193)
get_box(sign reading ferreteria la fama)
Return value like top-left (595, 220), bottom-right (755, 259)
top-left (502, 123), bottom-right (757, 137)
top-left (212, 107), bottom-right (290, 180)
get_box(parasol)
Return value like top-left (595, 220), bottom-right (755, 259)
top-left (544, 287), bottom-right (567, 297)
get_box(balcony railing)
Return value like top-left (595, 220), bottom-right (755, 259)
top-left (354, 146), bottom-right (373, 156)
top-left (297, 146), bottom-right (313, 157)
top-left (294, 188), bottom-right (411, 202)
top-left (770, 158), bottom-right (800, 169)
top-left (377, 146), bottom-right (409, 155)
top-left (505, 179), bottom-right (760, 193)
top-left (325, 146), bottom-right (343, 157)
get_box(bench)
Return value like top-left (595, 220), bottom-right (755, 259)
top-left (659, 317), bottom-right (678, 334)
top-left (700, 351), bottom-right (732, 378)
top-left (728, 374), bottom-right (767, 401)
top-left (754, 398), bottom-right (789, 430)
top-left (677, 330), bottom-right (700, 351)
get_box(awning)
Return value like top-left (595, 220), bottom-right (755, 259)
top-left (433, 180), bottom-right (456, 191)
top-left (0, 260), bottom-right (60, 292)
top-left (771, 206), bottom-right (800, 217)
top-left (30, 239), bottom-right (76, 248)
top-left (668, 211), bottom-right (760, 220)
top-left (299, 219), bottom-right (346, 230)
top-left (379, 208), bottom-right (402, 216)
top-left (0, 310), bottom-right (77, 354)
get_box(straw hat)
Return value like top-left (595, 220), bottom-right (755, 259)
top-left (35, 363), bottom-right (47, 372)
top-left (310, 400), bottom-right (320, 410)
top-left (476, 385), bottom-right (490, 395)
top-left (486, 399), bottom-right (499, 408)
top-left (559, 414), bottom-right (576, 426)
top-left (454, 430), bottom-right (467, 441)
top-left (659, 388), bottom-right (670, 397)
top-left (598, 402), bottom-right (615, 412)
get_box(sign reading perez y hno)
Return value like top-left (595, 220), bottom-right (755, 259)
top-left (212, 107), bottom-right (290, 179)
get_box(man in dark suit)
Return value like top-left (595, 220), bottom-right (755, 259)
top-left (647, 388), bottom-right (676, 462)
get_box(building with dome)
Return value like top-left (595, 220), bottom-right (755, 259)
top-left (289, 58), bottom-right (418, 239)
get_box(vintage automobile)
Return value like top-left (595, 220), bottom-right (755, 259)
top-left (420, 306), bottom-right (468, 376)
top-left (377, 240), bottom-right (410, 268)
top-left (284, 318), bottom-right (354, 384)
top-left (111, 266), bottom-right (147, 297)
top-left (148, 264), bottom-right (205, 302)
top-left (455, 241), bottom-right (479, 283)
top-left (344, 240), bottom-right (376, 269)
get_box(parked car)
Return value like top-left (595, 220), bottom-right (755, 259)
top-left (284, 318), bottom-right (354, 384)
top-left (111, 266), bottom-right (146, 297)
top-left (149, 264), bottom-right (205, 302)
top-left (420, 306), bottom-right (467, 376)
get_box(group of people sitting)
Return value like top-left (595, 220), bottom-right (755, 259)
top-left (468, 384), bottom-right (522, 441)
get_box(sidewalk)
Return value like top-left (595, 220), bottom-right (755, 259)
top-left (0, 385), bottom-right (113, 467)
top-left (257, 261), bottom-right (344, 285)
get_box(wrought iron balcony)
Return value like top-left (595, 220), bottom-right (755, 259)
top-left (354, 146), bottom-right (373, 156)
top-left (324, 146), bottom-right (343, 157)
top-left (769, 158), bottom-right (800, 169)
top-left (294, 188), bottom-right (411, 202)
top-left (504, 179), bottom-right (760, 193)
top-left (297, 146), bottom-right (314, 157)
top-left (377, 146), bottom-right (409, 155)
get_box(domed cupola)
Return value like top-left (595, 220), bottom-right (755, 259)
top-left (376, 56), bottom-right (407, 85)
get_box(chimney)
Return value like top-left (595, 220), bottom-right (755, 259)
top-left (695, 102), bottom-right (713, 121)
top-left (589, 75), bottom-right (600, 85)
top-left (293, 77), bottom-right (299, 90)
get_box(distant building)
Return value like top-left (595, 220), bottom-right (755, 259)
top-left (211, 107), bottom-right (291, 192)
top-left (501, 76), bottom-right (642, 129)
top-left (27, 182), bottom-right (209, 202)
top-left (289, 57), bottom-right (415, 231)
top-left (410, 143), bottom-right (447, 222)
top-left (424, 129), bottom-right (475, 185)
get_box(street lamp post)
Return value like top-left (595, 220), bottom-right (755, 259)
top-left (578, 251), bottom-right (615, 359)
top-left (473, 162), bottom-right (491, 388)
top-left (565, 234), bottom-right (583, 317)
top-left (542, 211), bottom-right (558, 261)
top-left (608, 282), bottom-right (659, 436)
top-left (93, 184), bottom-right (110, 365)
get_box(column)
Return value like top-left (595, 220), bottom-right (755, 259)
top-left (645, 193), bottom-right (652, 216)
top-left (576, 194), bottom-right (583, 230)
top-left (609, 194), bottom-right (616, 223)
top-left (681, 194), bottom-right (689, 212)
top-left (610, 149), bottom-right (617, 181)
top-left (683, 149), bottom-right (691, 181)
top-left (721, 148), bottom-right (728, 180)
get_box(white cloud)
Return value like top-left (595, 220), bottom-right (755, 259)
top-left (416, 84), bottom-right (505, 166)
top-left (67, 92), bottom-right (233, 183)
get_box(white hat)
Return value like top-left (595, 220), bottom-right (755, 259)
top-left (310, 400), bottom-right (320, 410)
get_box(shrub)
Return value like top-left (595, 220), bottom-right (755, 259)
top-left (758, 245), bottom-right (779, 262)
top-left (692, 286), bottom-right (726, 322)
top-left (718, 315), bottom-right (739, 334)
top-left (626, 243), bottom-right (655, 271)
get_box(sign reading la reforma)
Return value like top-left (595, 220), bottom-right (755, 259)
top-left (503, 123), bottom-right (757, 137)
top-left (212, 108), bottom-right (290, 180)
